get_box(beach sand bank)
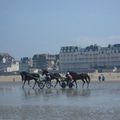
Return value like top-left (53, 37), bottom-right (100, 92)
top-left (89, 72), bottom-right (120, 81)
top-left (0, 75), bottom-right (21, 82)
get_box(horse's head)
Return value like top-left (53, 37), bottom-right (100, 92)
top-left (42, 70), bottom-right (48, 76)
top-left (20, 71), bottom-right (28, 76)
top-left (20, 71), bottom-right (28, 81)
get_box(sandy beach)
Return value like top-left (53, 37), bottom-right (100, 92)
top-left (0, 72), bottom-right (120, 82)
top-left (0, 75), bottom-right (21, 82)
top-left (89, 72), bottom-right (120, 81)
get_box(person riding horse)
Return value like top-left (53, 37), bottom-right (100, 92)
top-left (65, 72), bottom-right (73, 85)
top-left (44, 72), bottom-right (51, 81)
top-left (66, 71), bottom-right (90, 88)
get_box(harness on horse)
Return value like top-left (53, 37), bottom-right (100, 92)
top-left (45, 73), bottom-right (51, 81)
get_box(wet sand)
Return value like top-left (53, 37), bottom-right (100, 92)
top-left (0, 81), bottom-right (120, 120)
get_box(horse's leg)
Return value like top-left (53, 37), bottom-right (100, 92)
top-left (32, 80), bottom-right (37, 89)
top-left (66, 78), bottom-right (69, 86)
top-left (54, 78), bottom-right (60, 88)
top-left (58, 79), bottom-right (61, 87)
top-left (82, 79), bottom-right (85, 88)
top-left (22, 80), bottom-right (26, 88)
top-left (49, 80), bottom-right (53, 87)
top-left (87, 81), bottom-right (89, 88)
top-left (85, 78), bottom-right (89, 88)
top-left (28, 80), bottom-right (31, 87)
top-left (73, 80), bottom-right (78, 88)
top-left (87, 75), bottom-right (90, 88)
top-left (85, 75), bottom-right (90, 88)
top-left (54, 79), bottom-right (58, 88)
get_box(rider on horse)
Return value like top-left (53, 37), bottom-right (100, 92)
top-left (45, 72), bottom-right (51, 81)
top-left (65, 72), bottom-right (73, 85)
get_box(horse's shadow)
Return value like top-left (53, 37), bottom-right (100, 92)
top-left (22, 87), bottom-right (91, 98)
top-left (22, 87), bottom-right (31, 97)
top-left (80, 88), bottom-right (91, 96)
top-left (61, 88), bottom-right (91, 97)
top-left (22, 87), bottom-right (60, 97)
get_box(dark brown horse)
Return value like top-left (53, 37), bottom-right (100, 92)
top-left (20, 71), bottom-right (40, 89)
top-left (42, 70), bottom-right (62, 87)
top-left (66, 71), bottom-right (90, 88)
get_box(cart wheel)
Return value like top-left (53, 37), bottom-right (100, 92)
top-left (61, 82), bottom-right (66, 88)
top-left (38, 81), bottom-right (45, 89)
top-left (46, 81), bottom-right (51, 89)
top-left (69, 82), bottom-right (73, 88)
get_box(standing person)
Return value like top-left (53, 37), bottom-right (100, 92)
top-left (98, 75), bottom-right (101, 82)
top-left (102, 74), bottom-right (105, 81)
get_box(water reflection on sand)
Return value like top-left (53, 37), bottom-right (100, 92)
top-left (0, 81), bottom-right (120, 120)
top-left (22, 87), bottom-right (91, 97)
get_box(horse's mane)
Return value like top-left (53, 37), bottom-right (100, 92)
top-left (20, 71), bottom-right (39, 79)
top-left (68, 71), bottom-right (78, 76)
top-left (20, 71), bottom-right (28, 76)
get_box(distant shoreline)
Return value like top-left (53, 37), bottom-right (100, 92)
top-left (0, 72), bottom-right (120, 82)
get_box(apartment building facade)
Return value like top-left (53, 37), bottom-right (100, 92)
top-left (59, 44), bottom-right (120, 73)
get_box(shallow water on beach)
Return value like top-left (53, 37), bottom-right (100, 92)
top-left (0, 81), bottom-right (120, 120)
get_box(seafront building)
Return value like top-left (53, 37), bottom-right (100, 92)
top-left (0, 53), bottom-right (14, 73)
top-left (32, 54), bottom-right (59, 71)
top-left (6, 61), bottom-right (19, 72)
top-left (1, 44), bottom-right (120, 74)
top-left (0, 53), bottom-right (59, 74)
top-left (59, 44), bottom-right (120, 73)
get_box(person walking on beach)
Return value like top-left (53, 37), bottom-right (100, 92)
top-left (98, 74), bottom-right (105, 82)
top-left (101, 74), bottom-right (105, 81)
top-left (98, 75), bottom-right (101, 82)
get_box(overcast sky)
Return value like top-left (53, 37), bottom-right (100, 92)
top-left (0, 0), bottom-right (120, 59)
